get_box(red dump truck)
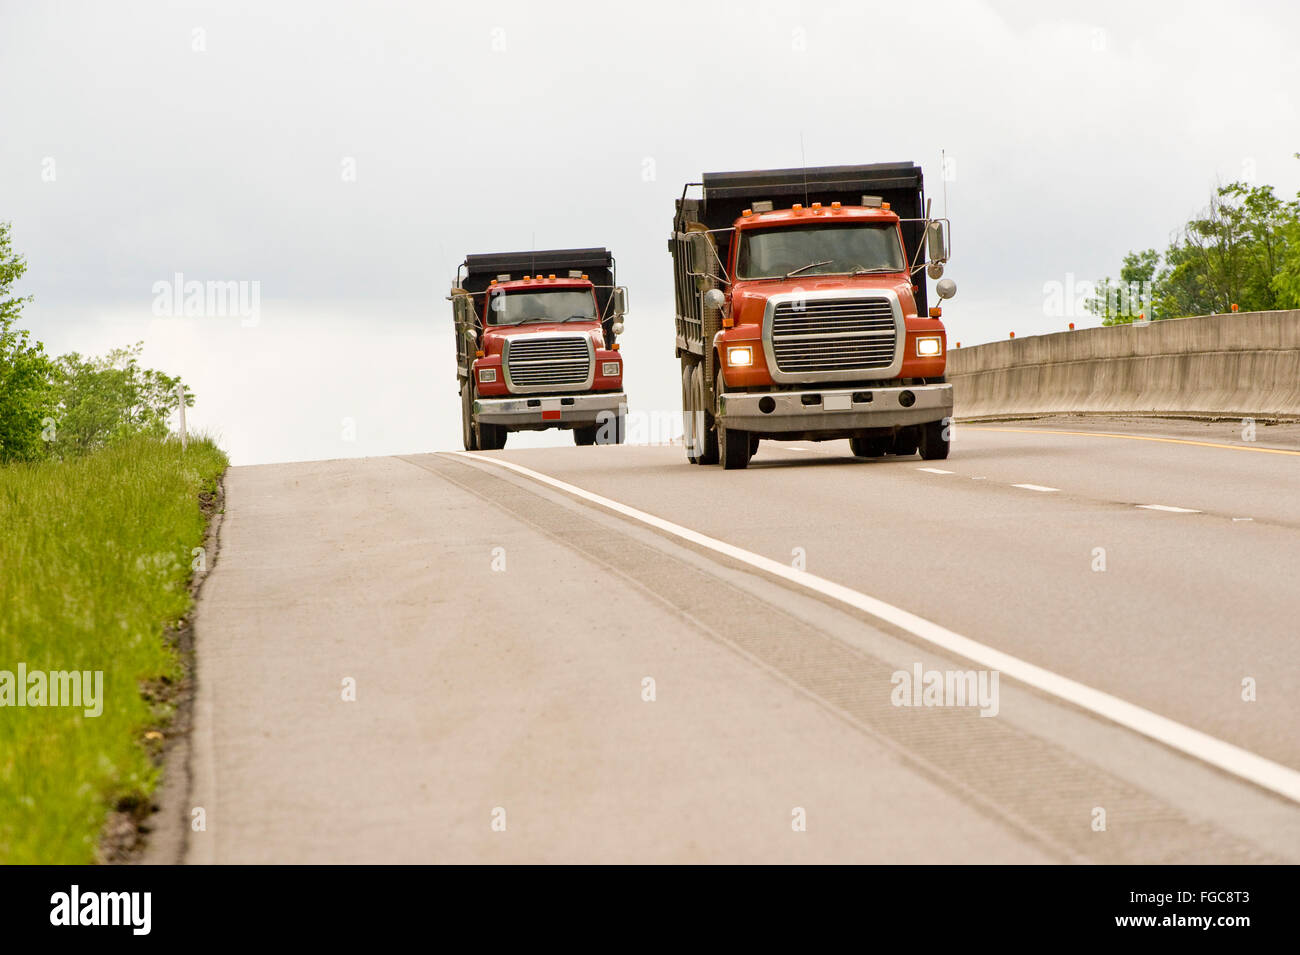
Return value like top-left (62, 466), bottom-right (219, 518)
top-left (670, 163), bottom-right (956, 468)
top-left (451, 248), bottom-right (629, 449)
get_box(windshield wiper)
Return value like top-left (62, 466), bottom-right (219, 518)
top-left (850, 267), bottom-right (893, 275)
top-left (785, 260), bottom-right (833, 278)
top-left (558, 314), bottom-right (596, 323)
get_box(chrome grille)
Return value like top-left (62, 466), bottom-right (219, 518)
top-left (770, 297), bottom-right (897, 373)
top-left (504, 336), bottom-right (592, 390)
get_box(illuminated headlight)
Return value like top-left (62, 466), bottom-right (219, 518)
top-left (916, 336), bottom-right (943, 357)
top-left (727, 346), bottom-right (753, 367)
top-left (602, 361), bottom-right (621, 377)
top-left (478, 367), bottom-right (497, 383)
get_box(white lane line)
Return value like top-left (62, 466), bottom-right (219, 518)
top-left (1137, 504), bottom-right (1202, 513)
top-left (1233, 517), bottom-right (1254, 522)
top-left (447, 450), bottom-right (1300, 805)
top-left (1012, 483), bottom-right (1059, 492)
top-left (917, 467), bottom-right (954, 474)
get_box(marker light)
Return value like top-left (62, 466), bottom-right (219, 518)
top-left (727, 346), bottom-right (754, 367)
top-left (916, 336), bottom-right (943, 357)
top-left (479, 367), bottom-right (497, 383)
top-left (602, 361), bottom-right (621, 377)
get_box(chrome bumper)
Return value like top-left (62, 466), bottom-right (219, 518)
top-left (474, 392), bottom-right (626, 430)
top-left (718, 384), bottom-right (952, 433)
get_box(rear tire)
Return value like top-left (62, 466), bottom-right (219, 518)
top-left (461, 383), bottom-right (478, 451)
top-left (889, 429), bottom-right (918, 456)
top-left (918, 418), bottom-right (951, 460)
top-left (684, 364), bottom-right (718, 465)
top-left (849, 435), bottom-right (888, 458)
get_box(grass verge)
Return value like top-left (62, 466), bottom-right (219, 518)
top-left (0, 435), bottom-right (228, 863)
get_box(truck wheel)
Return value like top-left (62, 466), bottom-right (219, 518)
top-left (715, 369), bottom-right (750, 470)
top-left (461, 383), bottom-right (478, 451)
top-left (682, 365), bottom-right (700, 464)
top-left (749, 434), bottom-right (760, 456)
top-left (849, 436), bottom-right (888, 458)
top-left (685, 365), bottom-right (718, 465)
top-left (595, 409), bottom-right (625, 445)
top-left (573, 426), bottom-right (596, 446)
top-left (890, 429), bottom-right (918, 456)
top-left (918, 419), bottom-right (950, 460)
top-left (478, 421), bottom-right (507, 451)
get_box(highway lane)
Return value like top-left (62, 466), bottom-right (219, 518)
top-left (170, 415), bottom-right (1300, 863)
top-left (465, 417), bottom-right (1300, 774)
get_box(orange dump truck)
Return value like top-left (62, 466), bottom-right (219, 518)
top-left (671, 163), bottom-right (956, 469)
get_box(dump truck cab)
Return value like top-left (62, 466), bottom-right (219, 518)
top-left (671, 163), bottom-right (956, 469)
top-left (451, 248), bottom-right (629, 449)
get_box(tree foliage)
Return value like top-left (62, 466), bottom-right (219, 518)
top-left (1089, 170), bottom-right (1300, 324)
top-left (0, 222), bottom-right (194, 464)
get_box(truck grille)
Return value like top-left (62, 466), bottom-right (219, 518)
top-left (770, 297), bottom-right (897, 374)
top-left (504, 336), bottom-right (592, 391)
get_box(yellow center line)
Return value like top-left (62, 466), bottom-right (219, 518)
top-left (966, 427), bottom-right (1300, 456)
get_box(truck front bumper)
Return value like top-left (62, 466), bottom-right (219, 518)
top-left (474, 391), bottom-right (627, 431)
top-left (718, 384), bottom-right (952, 435)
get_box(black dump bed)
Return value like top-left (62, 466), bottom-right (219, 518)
top-left (675, 162), bottom-right (928, 310)
top-left (460, 247), bottom-right (616, 321)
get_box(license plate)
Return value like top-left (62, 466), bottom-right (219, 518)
top-left (823, 394), bottom-right (852, 412)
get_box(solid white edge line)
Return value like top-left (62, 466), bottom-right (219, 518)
top-left (447, 450), bottom-right (1300, 805)
top-left (917, 467), bottom-right (954, 474)
top-left (1138, 504), bottom-right (1202, 513)
top-left (1012, 483), bottom-right (1059, 492)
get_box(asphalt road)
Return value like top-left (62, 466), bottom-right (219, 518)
top-left (168, 416), bottom-right (1300, 863)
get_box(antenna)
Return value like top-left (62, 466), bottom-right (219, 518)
top-left (800, 132), bottom-right (809, 206)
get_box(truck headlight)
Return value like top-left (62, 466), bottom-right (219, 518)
top-left (727, 346), bottom-right (753, 367)
top-left (916, 337), bottom-right (943, 357)
top-left (478, 367), bottom-right (497, 383)
top-left (602, 361), bottom-right (621, 377)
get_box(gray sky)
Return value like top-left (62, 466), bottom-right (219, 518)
top-left (4, 0), bottom-right (1298, 464)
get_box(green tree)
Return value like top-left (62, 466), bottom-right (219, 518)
top-left (1155, 181), bottom-right (1300, 318)
top-left (1085, 248), bottom-right (1159, 325)
top-left (0, 222), bottom-right (57, 463)
top-left (54, 344), bottom-right (191, 456)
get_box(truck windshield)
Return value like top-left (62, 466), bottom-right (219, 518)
top-left (487, 289), bottom-right (597, 326)
top-left (736, 223), bottom-right (905, 279)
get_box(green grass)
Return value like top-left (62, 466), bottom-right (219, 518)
top-left (0, 436), bottom-right (227, 863)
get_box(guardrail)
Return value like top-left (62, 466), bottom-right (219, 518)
top-left (947, 309), bottom-right (1300, 420)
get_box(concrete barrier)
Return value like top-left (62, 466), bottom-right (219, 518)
top-left (947, 310), bottom-right (1300, 420)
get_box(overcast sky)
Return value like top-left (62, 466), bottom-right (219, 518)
top-left (3, 0), bottom-right (1298, 464)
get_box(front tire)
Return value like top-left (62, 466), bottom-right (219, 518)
top-left (595, 408), bottom-right (625, 445)
top-left (573, 426), bottom-right (596, 446)
top-left (716, 369), bottom-right (751, 470)
top-left (918, 418), bottom-right (951, 460)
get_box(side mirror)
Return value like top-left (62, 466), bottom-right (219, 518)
top-left (936, 278), bottom-right (957, 300)
top-left (611, 286), bottom-right (629, 319)
top-left (927, 221), bottom-right (948, 264)
top-left (703, 288), bottom-right (726, 310)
